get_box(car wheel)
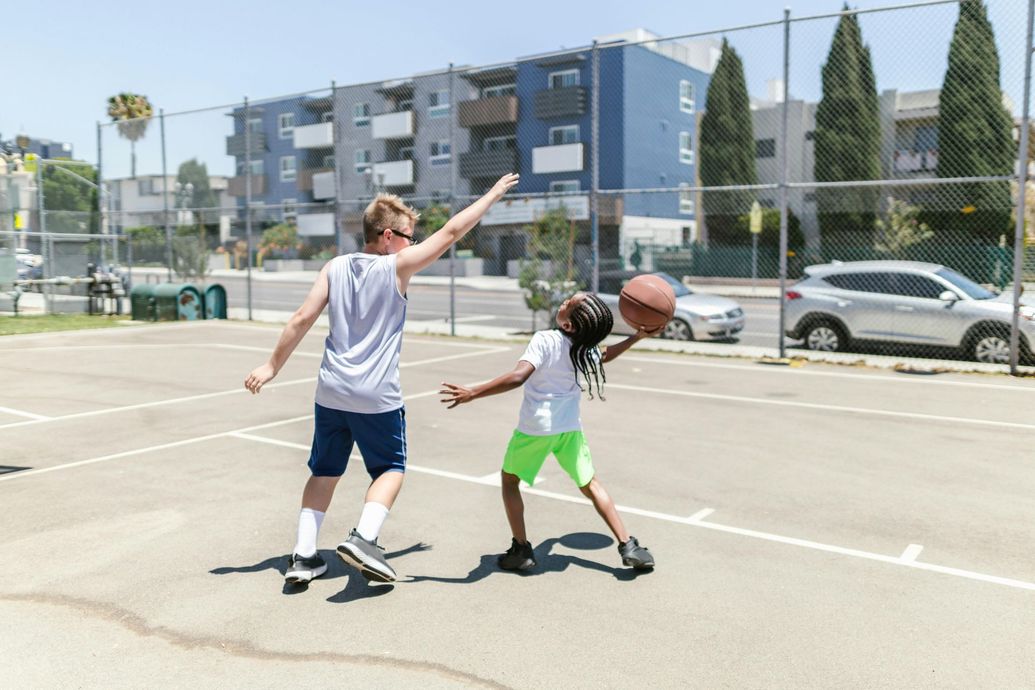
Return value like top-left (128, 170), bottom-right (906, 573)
top-left (803, 320), bottom-right (847, 352)
top-left (662, 317), bottom-right (693, 341)
top-left (971, 329), bottom-right (1011, 364)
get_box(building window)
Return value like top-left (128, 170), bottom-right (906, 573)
top-left (278, 113), bottom-right (295, 139)
top-left (321, 111), bottom-right (334, 123)
top-left (239, 159), bottom-right (264, 176)
top-left (804, 130), bottom-right (815, 141)
top-left (353, 103), bottom-right (370, 126)
top-left (280, 155), bottom-right (297, 182)
top-left (549, 69), bottom-right (579, 89)
top-left (549, 180), bottom-right (580, 194)
top-left (282, 198), bottom-right (297, 220)
top-left (354, 149), bottom-right (371, 174)
top-left (679, 132), bottom-right (693, 164)
top-left (396, 98), bottom-right (413, 112)
top-left (549, 125), bottom-right (579, 146)
top-left (679, 80), bottom-right (694, 113)
top-left (247, 117), bottom-right (263, 134)
top-left (431, 189), bottom-right (451, 203)
top-left (483, 135), bottom-right (516, 152)
top-left (482, 83), bottom-right (516, 98)
top-left (756, 138), bottom-right (776, 158)
top-left (679, 183), bottom-right (694, 214)
top-left (323, 154), bottom-right (336, 169)
top-left (430, 140), bottom-right (451, 165)
top-left (398, 145), bottom-right (415, 162)
top-left (429, 90), bottom-right (450, 118)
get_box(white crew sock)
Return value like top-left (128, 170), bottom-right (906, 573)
top-left (293, 508), bottom-right (325, 558)
top-left (355, 502), bottom-right (390, 542)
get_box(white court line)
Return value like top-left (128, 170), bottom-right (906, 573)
top-left (224, 432), bottom-right (1035, 593)
top-left (0, 377), bottom-right (319, 431)
top-left (618, 355), bottom-right (1035, 393)
top-left (477, 471), bottom-right (543, 487)
top-left (0, 392), bottom-right (442, 484)
top-left (900, 544), bottom-right (924, 562)
top-left (453, 316), bottom-right (497, 323)
top-left (688, 508), bottom-right (714, 522)
top-left (606, 383), bottom-right (1035, 432)
top-left (0, 406), bottom-right (51, 421)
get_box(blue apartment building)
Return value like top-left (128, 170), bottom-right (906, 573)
top-left (226, 29), bottom-right (715, 273)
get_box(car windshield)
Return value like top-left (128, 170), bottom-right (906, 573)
top-left (652, 272), bottom-right (690, 297)
top-left (935, 268), bottom-right (996, 300)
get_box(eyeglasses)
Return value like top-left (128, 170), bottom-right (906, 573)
top-left (389, 228), bottom-right (419, 245)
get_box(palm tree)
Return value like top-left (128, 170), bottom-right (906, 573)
top-left (107, 93), bottom-right (154, 178)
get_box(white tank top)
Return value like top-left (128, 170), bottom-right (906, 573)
top-left (314, 253), bottom-right (407, 413)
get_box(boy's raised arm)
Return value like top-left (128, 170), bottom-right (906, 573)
top-left (395, 173), bottom-right (518, 290)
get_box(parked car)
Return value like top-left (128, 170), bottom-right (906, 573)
top-left (597, 270), bottom-right (745, 341)
top-left (15, 250), bottom-right (42, 281)
top-left (785, 260), bottom-right (1035, 363)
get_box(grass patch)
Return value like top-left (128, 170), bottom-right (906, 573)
top-left (0, 314), bottom-right (130, 336)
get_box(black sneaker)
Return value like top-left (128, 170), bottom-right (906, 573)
top-left (285, 552), bottom-right (328, 584)
top-left (497, 538), bottom-right (536, 571)
top-left (336, 529), bottom-right (397, 583)
top-left (618, 536), bottom-right (655, 570)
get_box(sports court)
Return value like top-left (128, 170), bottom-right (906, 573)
top-left (1, 320), bottom-right (1033, 687)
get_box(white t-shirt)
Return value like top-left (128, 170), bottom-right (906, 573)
top-left (516, 329), bottom-right (585, 436)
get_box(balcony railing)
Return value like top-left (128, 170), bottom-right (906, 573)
top-left (293, 122), bottom-right (334, 149)
top-left (297, 167), bottom-right (332, 192)
top-left (225, 132), bottom-right (267, 157)
top-left (894, 149), bottom-right (938, 173)
top-left (371, 111), bottom-right (414, 140)
top-left (458, 95), bottom-right (519, 128)
top-left (227, 175), bottom-right (267, 197)
top-left (459, 149), bottom-right (518, 179)
top-left (531, 143), bottom-right (584, 174)
top-left (533, 86), bottom-right (587, 119)
top-left (372, 159), bottom-right (415, 187)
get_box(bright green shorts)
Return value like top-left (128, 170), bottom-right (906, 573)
top-left (502, 430), bottom-right (595, 488)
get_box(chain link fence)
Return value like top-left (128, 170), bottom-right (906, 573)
top-left (2, 0), bottom-right (1033, 371)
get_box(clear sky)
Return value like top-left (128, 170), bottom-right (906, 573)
top-left (4, 0), bottom-right (1028, 179)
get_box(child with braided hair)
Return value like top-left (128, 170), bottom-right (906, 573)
top-left (439, 292), bottom-right (656, 571)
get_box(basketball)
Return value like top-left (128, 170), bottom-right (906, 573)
top-left (619, 275), bottom-right (677, 332)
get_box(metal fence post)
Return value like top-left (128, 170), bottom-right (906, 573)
top-left (36, 158), bottom-right (50, 313)
top-left (244, 96), bottom-right (254, 321)
top-left (777, 8), bottom-right (792, 359)
top-left (159, 108), bottom-right (173, 282)
top-left (591, 40), bottom-right (601, 294)
top-left (448, 62), bottom-right (457, 336)
top-left (331, 80), bottom-right (342, 257)
top-left (1010, 0), bottom-right (1035, 375)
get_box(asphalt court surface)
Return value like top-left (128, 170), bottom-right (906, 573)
top-left (1, 321), bottom-right (1034, 688)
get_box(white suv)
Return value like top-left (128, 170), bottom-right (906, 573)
top-left (785, 261), bottom-right (1034, 364)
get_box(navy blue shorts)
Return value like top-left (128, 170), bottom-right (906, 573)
top-left (307, 403), bottom-right (407, 479)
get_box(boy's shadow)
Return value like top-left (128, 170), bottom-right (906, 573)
top-left (407, 532), bottom-right (650, 584)
top-left (210, 542), bottom-right (432, 602)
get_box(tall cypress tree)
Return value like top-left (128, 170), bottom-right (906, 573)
top-left (814, 6), bottom-right (881, 245)
top-left (935, 0), bottom-right (1013, 242)
top-left (699, 38), bottom-right (756, 244)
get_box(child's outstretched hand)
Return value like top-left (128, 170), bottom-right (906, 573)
top-left (439, 382), bottom-right (474, 409)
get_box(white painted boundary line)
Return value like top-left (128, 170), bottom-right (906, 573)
top-left (606, 383), bottom-right (1035, 432)
top-left (619, 355), bottom-right (1035, 394)
top-left (0, 406), bottom-right (51, 421)
top-left (0, 343), bottom-right (509, 432)
top-left (227, 432), bottom-right (1035, 593)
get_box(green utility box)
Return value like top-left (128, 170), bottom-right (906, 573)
top-left (203, 283), bottom-right (227, 319)
top-left (153, 283), bottom-right (204, 321)
top-left (130, 284), bottom-right (157, 321)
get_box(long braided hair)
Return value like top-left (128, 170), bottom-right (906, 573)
top-left (565, 293), bottom-right (614, 400)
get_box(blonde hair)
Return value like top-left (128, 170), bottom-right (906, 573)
top-left (363, 193), bottom-right (420, 243)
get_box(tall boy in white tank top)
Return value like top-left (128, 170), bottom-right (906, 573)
top-left (245, 174), bottom-right (519, 585)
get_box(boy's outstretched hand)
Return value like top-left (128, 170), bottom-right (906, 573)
top-left (439, 382), bottom-right (474, 409)
top-left (490, 173), bottom-right (520, 200)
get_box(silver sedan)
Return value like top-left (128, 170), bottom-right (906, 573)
top-left (597, 271), bottom-right (745, 341)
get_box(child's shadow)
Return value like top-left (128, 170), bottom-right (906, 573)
top-left (210, 542), bottom-right (432, 602)
top-left (407, 532), bottom-right (649, 584)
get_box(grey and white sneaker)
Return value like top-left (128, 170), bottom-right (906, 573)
top-left (618, 536), bottom-right (655, 570)
top-left (336, 529), bottom-right (397, 583)
top-left (285, 552), bottom-right (328, 584)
